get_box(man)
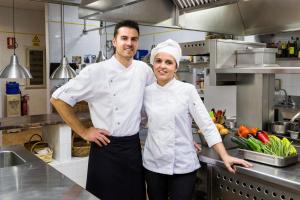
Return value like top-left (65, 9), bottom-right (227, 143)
top-left (51, 20), bottom-right (154, 200)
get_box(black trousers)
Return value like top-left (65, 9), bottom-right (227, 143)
top-left (145, 168), bottom-right (197, 200)
top-left (86, 134), bottom-right (146, 200)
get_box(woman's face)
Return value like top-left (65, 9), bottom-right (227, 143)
top-left (153, 52), bottom-right (177, 86)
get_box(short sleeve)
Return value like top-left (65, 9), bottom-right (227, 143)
top-left (188, 86), bottom-right (222, 147)
top-left (52, 66), bottom-right (96, 106)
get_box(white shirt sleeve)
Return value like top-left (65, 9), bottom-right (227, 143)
top-left (188, 86), bottom-right (222, 147)
top-left (52, 66), bottom-right (96, 106)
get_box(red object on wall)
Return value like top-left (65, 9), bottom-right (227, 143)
top-left (7, 37), bottom-right (16, 49)
top-left (21, 95), bottom-right (29, 115)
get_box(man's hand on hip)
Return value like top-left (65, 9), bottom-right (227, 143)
top-left (82, 127), bottom-right (110, 147)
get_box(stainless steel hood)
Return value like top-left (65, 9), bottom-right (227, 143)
top-left (80, 0), bottom-right (144, 12)
top-left (171, 0), bottom-right (238, 12)
top-left (79, 0), bottom-right (175, 24)
top-left (79, 0), bottom-right (300, 35)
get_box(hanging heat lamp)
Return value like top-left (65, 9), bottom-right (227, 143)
top-left (0, 0), bottom-right (32, 79)
top-left (50, 3), bottom-right (76, 79)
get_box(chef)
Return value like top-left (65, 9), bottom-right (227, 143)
top-left (142, 39), bottom-right (252, 200)
top-left (51, 20), bottom-right (154, 200)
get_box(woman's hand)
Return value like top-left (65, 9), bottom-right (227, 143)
top-left (212, 142), bottom-right (253, 173)
top-left (222, 154), bottom-right (253, 173)
top-left (82, 127), bottom-right (110, 147)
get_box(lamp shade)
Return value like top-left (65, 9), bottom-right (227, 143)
top-left (96, 50), bottom-right (106, 62)
top-left (0, 54), bottom-right (32, 79)
top-left (50, 56), bottom-right (76, 79)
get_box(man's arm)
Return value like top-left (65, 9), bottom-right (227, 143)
top-left (50, 98), bottom-right (110, 146)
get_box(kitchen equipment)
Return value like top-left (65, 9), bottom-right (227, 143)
top-left (6, 94), bottom-right (21, 117)
top-left (271, 121), bottom-right (289, 135)
top-left (239, 149), bottom-right (298, 167)
top-left (6, 82), bottom-right (20, 94)
top-left (288, 130), bottom-right (299, 140)
top-left (236, 48), bottom-right (278, 67)
top-left (225, 118), bottom-right (236, 129)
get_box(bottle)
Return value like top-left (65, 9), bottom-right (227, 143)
top-left (295, 37), bottom-right (300, 58)
top-left (288, 37), bottom-right (295, 57)
top-left (281, 41), bottom-right (287, 58)
top-left (277, 41), bottom-right (282, 58)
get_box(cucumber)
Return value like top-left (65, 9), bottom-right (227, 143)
top-left (231, 136), bottom-right (251, 150)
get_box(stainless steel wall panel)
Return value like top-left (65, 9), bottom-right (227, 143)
top-left (236, 74), bottom-right (274, 130)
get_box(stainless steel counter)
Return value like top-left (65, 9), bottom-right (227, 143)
top-left (198, 146), bottom-right (300, 199)
top-left (0, 145), bottom-right (98, 200)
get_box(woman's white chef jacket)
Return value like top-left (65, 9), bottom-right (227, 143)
top-left (52, 56), bottom-right (154, 137)
top-left (143, 78), bottom-right (222, 175)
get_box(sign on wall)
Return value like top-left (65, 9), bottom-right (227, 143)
top-left (32, 35), bottom-right (40, 46)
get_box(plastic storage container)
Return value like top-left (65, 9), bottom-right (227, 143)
top-left (6, 82), bottom-right (20, 94)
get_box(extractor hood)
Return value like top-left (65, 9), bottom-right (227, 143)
top-left (171, 0), bottom-right (238, 12)
top-left (79, 0), bottom-right (175, 24)
top-left (79, 0), bottom-right (300, 36)
top-left (80, 0), bottom-right (144, 12)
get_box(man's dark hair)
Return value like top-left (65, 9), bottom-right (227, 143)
top-left (113, 20), bottom-right (140, 37)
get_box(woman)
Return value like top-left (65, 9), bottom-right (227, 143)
top-left (143, 39), bottom-right (252, 200)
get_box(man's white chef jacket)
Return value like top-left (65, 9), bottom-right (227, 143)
top-left (143, 78), bottom-right (222, 175)
top-left (52, 56), bottom-right (154, 137)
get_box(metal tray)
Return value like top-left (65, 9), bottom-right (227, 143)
top-left (239, 149), bottom-right (298, 167)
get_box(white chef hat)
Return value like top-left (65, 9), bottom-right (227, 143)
top-left (150, 39), bottom-right (182, 67)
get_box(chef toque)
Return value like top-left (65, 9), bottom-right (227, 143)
top-left (150, 39), bottom-right (182, 68)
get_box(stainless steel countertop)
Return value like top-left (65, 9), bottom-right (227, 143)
top-left (0, 145), bottom-right (98, 200)
top-left (198, 147), bottom-right (300, 192)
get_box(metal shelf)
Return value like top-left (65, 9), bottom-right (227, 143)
top-left (215, 66), bottom-right (300, 74)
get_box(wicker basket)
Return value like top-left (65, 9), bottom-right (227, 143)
top-left (24, 134), bottom-right (43, 150)
top-left (31, 142), bottom-right (53, 163)
top-left (72, 134), bottom-right (90, 157)
top-left (24, 134), bottom-right (53, 163)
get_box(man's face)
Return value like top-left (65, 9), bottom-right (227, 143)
top-left (113, 27), bottom-right (139, 59)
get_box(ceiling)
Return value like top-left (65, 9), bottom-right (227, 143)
top-left (0, 0), bottom-right (81, 11)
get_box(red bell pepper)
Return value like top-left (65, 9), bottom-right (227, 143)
top-left (256, 131), bottom-right (270, 144)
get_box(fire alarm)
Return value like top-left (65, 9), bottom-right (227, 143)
top-left (7, 37), bottom-right (17, 49)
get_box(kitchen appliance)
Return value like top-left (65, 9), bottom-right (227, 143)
top-left (236, 48), bottom-right (278, 67)
top-left (6, 94), bottom-right (21, 117)
top-left (288, 130), bottom-right (299, 140)
top-left (271, 121), bottom-right (289, 135)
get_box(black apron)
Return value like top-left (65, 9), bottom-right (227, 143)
top-left (86, 133), bottom-right (146, 200)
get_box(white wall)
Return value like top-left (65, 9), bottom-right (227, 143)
top-left (47, 4), bottom-right (100, 96)
top-left (0, 6), bottom-right (46, 117)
